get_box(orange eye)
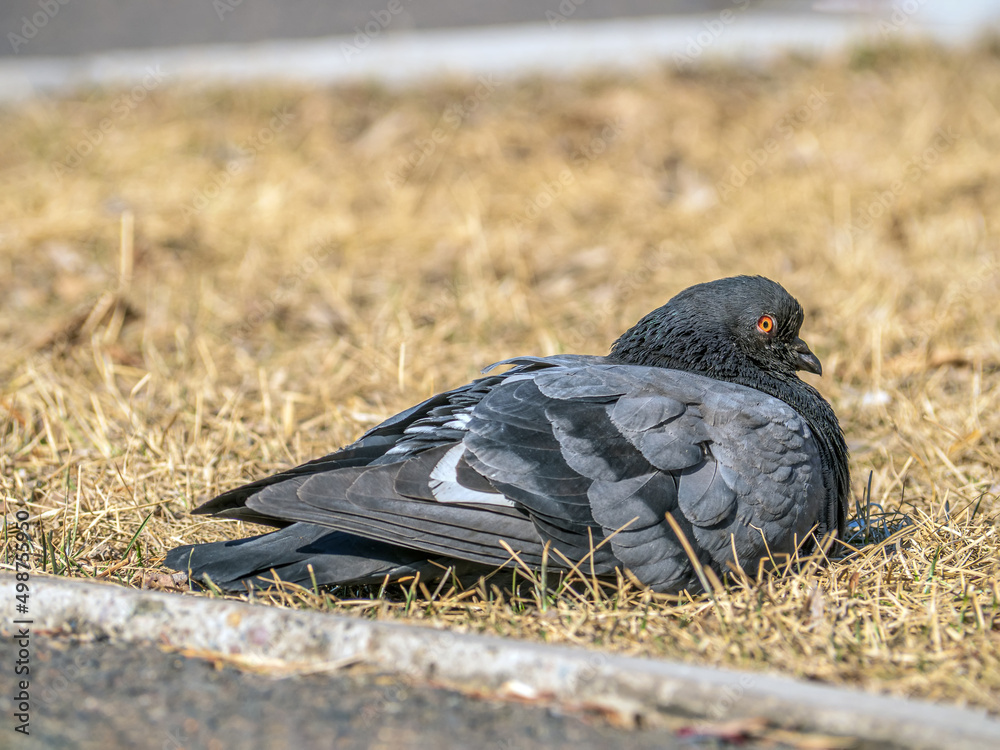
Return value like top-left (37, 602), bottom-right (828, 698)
top-left (757, 315), bottom-right (775, 334)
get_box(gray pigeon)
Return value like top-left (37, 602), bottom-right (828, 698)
top-left (166, 276), bottom-right (850, 593)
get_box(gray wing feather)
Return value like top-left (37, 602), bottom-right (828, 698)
top-left (165, 524), bottom-right (487, 592)
top-left (676, 460), bottom-right (738, 527)
top-left (245, 466), bottom-right (546, 568)
top-left (609, 388), bottom-right (686, 432)
top-left (524, 365), bottom-right (825, 588)
top-left (187, 357), bottom-right (826, 594)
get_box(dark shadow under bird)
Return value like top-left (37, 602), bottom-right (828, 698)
top-left (165, 276), bottom-right (850, 593)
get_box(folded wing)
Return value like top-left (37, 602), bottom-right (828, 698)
top-left (188, 358), bottom-right (825, 592)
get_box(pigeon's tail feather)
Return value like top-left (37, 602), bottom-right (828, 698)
top-left (164, 523), bottom-right (481, 592)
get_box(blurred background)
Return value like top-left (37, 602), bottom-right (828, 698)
top-left (2, 1), bottom-right (1000, 94)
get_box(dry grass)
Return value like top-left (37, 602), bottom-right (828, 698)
top-left (2, 38), bottom-right (999, 712)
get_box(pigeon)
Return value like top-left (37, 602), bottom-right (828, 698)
top-left (166, 275), bottom-right (850, 594)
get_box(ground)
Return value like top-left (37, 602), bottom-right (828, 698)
top-left (10, 634), bottom-right (785, 750)
top-left (1, 38), bottom-right (998, 712)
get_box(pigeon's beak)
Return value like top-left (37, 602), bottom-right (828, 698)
top-left (793, 338), bottom-right (823, 376)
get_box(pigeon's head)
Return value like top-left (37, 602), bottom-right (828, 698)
top-left (609, 275), bottom-right (823, 384)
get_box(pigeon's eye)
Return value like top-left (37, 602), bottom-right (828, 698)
top-left (756, 315), bottom-right (775, 334)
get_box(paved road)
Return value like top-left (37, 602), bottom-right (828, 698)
top-left (0, 0), bottom-right (742, 58)
top-left (5, 1), bottom-right (998, 99)
top-left (0, 634), bottom-right (783, 750)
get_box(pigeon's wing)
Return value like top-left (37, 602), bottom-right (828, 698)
top-left (462, 365), bottom-right (702, 589)
top-left (240, 444), bottom-right (546, 568)
top-left (192, 371), bottom-right (524, 524)
top-left (194, 359), bottom-right (597, 568)
top-left (201, 359), bottom-right (616, 571)
top-left (189, 359), bottom-right (826, 592)
top-left (465, 364), bottom-right (827, 590)
top-left (235, 374), bottom-right (613, 573)
top-left (193, 354), bottom-right (606, 525)
top-left (588, 366), bottom-right (825, 586)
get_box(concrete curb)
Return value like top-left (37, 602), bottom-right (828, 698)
top-left (3, 574), bottom-right (998, 748)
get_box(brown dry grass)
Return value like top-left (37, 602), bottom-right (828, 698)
top-left (2, 38), bottom-right (999, 712)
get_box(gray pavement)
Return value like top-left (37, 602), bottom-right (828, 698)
top-left (2, 634), bottom-right (776, 750)
top-left (4, 0), bottom-right (1000, 64)
top-left (0, 1), bottom-right (744, 58)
